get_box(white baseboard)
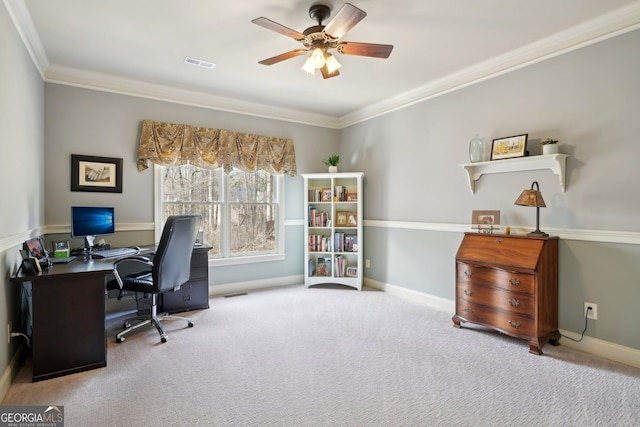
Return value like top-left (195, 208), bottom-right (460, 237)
top-left (363, 278), bottom-right (640, 369)
top-left (0, 344), bottom-right (25, 402)
top-left (209, 275), bottom-right (304, 297)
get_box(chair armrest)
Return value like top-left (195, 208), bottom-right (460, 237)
top-left (112, 256), bottom-right (154, 289)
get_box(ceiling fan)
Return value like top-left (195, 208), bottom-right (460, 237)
top-left (252, 3), bottom-right (393, 79)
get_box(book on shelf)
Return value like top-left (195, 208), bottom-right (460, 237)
top-left (308, 258), bottom-right (316, 277)
top-left (333, 233), bottom-right (358, 252)
top-left (334, 255), bottom-right (348, 277)
top-left (309, 234), bottom-right (330, 252)
top-left (308, 205), bottom-right (329, 227)
top-left (334, 185), bottom-right (357, 202)
top-left (316, 256), bottom-right (332, 276)
top-left (308, 189), bottom-right (322, 203)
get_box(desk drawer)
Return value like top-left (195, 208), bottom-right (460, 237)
top-left (162, 279), bottom-right (209, 313)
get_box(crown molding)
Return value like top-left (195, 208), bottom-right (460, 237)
top-left (43, 65), bottom-right (341, 129)
top-left (3, 0), bottom-right (48, 79)
top-left (337, 2), bottom-right (640, 128)
top-left (7, 1), bottom-right (640, 129)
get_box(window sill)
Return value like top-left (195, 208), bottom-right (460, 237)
top-left (208, 253), bottom-right (285, 267)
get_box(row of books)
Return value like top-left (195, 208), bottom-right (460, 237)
top-left (308, 255), bottom-right (358, 278)
top-left (308, 206), bottom-right (330, 227)
top-left (307, 187), bottom-right (357, 203)
top-left (308, 235), bottom-right (331, 252)
top-left (308, 233), bottom-right (358, 253)
top-left (334, 186), bottom-right (352, 202)
top-left (334, 233), bottom-right (358, 252)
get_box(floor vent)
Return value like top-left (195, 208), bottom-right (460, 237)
top-left (224, 292), bottom-right (248, 298)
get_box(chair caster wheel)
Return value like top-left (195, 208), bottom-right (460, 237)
top-left (161, 337), bottom-right (167, 343)
top-left (188, 322), bottom-right (194, 327)
top-left (116, 337), bottom-right (124, 343)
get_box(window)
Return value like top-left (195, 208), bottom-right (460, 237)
top-left (155, 164), bottom-right (284, 264)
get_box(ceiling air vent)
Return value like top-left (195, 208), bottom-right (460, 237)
top-left (184, 56), bottom-right (216, 69)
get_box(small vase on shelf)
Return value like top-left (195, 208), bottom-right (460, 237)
top-left (469, 134), bottom-right (489, 163)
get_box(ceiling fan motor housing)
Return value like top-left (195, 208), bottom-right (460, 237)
top-left (308, 4), bottom-right (331, 24)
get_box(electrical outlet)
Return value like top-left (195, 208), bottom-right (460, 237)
top-left (6, 322), bottom-right (11, 344)
top-left (584, 302), bottom-right (598, 320)
top-left (365, 259), bottom-right (371, 268)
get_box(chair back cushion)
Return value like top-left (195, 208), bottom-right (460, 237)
top-left (152, 214), bottom-right (201, 292)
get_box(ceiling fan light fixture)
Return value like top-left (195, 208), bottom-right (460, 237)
top-left (301, 57), bottom-right (316, 75)
top-left (324, 53), bottom-right (341, 74)
top-left (309, 48), bottom-right (326, 69)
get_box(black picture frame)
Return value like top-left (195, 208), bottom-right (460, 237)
top-left (71, 154), bottom-right (123, 193)
top-left (491, 134), bottom-right (528, 160)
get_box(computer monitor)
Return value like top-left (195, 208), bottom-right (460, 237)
top-left (71, 206), bottom-right (115, 250)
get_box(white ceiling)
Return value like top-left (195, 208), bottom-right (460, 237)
top-left (8, 0), bottom-right (640, 128)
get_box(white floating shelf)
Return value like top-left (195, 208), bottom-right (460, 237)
top-left (460, 154), bottom-right (568, 194)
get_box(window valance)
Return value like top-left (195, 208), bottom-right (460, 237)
top-left (137, 120), bottom-right (297, 176)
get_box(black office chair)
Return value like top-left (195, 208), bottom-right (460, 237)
top-left (112, 214), bottom-right (202, 343)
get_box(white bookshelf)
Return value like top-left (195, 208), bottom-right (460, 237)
top-left (302, 172), bottom-right (363, 291)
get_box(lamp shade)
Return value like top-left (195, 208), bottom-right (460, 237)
top-left (514, 181), bottom-right (546, 207)
top-left (514, 181), bottom-right (548, 236)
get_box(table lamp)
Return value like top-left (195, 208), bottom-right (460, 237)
top-left (514, 181), bottom-right (548, 237)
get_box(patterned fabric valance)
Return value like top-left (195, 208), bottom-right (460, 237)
top-left (137, 120), bottom-right (297, 176)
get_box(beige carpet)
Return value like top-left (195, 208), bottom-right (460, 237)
top-left (2, 284), bottom-right (640, 426)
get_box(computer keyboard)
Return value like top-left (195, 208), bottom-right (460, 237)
top-left (91, 247), bottom-right (140, 259)
top-left (49, 256), bottom-right (76, 264)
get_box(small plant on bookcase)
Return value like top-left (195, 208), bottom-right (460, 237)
top-left (323, 155), bottom-right (340, 173)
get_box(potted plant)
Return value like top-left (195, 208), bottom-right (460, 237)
top-left (323, 154), bottom-right (340, 173)
top-left (541, 138), bottom-right (559, 155)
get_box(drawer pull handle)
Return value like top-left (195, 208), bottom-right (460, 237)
top-left (509, 298), bottom-right (520, 308)
top-left (464, 270), bottom-right (472, 278)
top-left (464, 307), bottom-right (473, 315)
top-left (464, 289), bottom-right (473, 296)
top-left (495, 238), bottom-right (503, 243)
top-left (509, 320), bottom-right (521, 328)
top-left (509, 278), bottom-right (521, 286)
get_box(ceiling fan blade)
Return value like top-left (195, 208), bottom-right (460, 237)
top-left (251, 17), bottom-right (305, 41)
top-left (258, 49), bottom-right (308, 66)
top-left (337, 42), bottom-right (394, 58)
top-left (320, 65), bottom-right (340, 79)
top-left (323, 3), bottom-right (366, 39)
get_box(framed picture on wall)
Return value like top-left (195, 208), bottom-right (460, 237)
top-left (491, 134), bottom-right (528, 160)
top-left (71, 154), bottom-right (123, 193)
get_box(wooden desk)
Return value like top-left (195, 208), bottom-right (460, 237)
top-left (12, 245), bottom-right (211, 381)
top-left (12, 257), bottom-right (114, 381)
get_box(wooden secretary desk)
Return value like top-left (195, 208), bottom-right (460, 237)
top-left (452, 232), bottom-right (560, 355)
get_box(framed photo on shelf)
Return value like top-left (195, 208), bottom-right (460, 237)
top-left (491, 134), bottom-right (528, 160)
top-left (71, 154), bottom-right (123, 193)
top-left (346, 212), bottom-right (357, 227)
top-left (335, 211), bottom-right (348, 227)
top-left (321, 188), bottom-right (333, 202)
top-left (346, 266), bottom-right (358, 278)
top-left (347, 193), bottom-right (358, 202)
top-left (471, 210), bottom-right (500, 233)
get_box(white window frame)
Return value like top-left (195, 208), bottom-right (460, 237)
top-left (154, 164), bottom-right (285, 266)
